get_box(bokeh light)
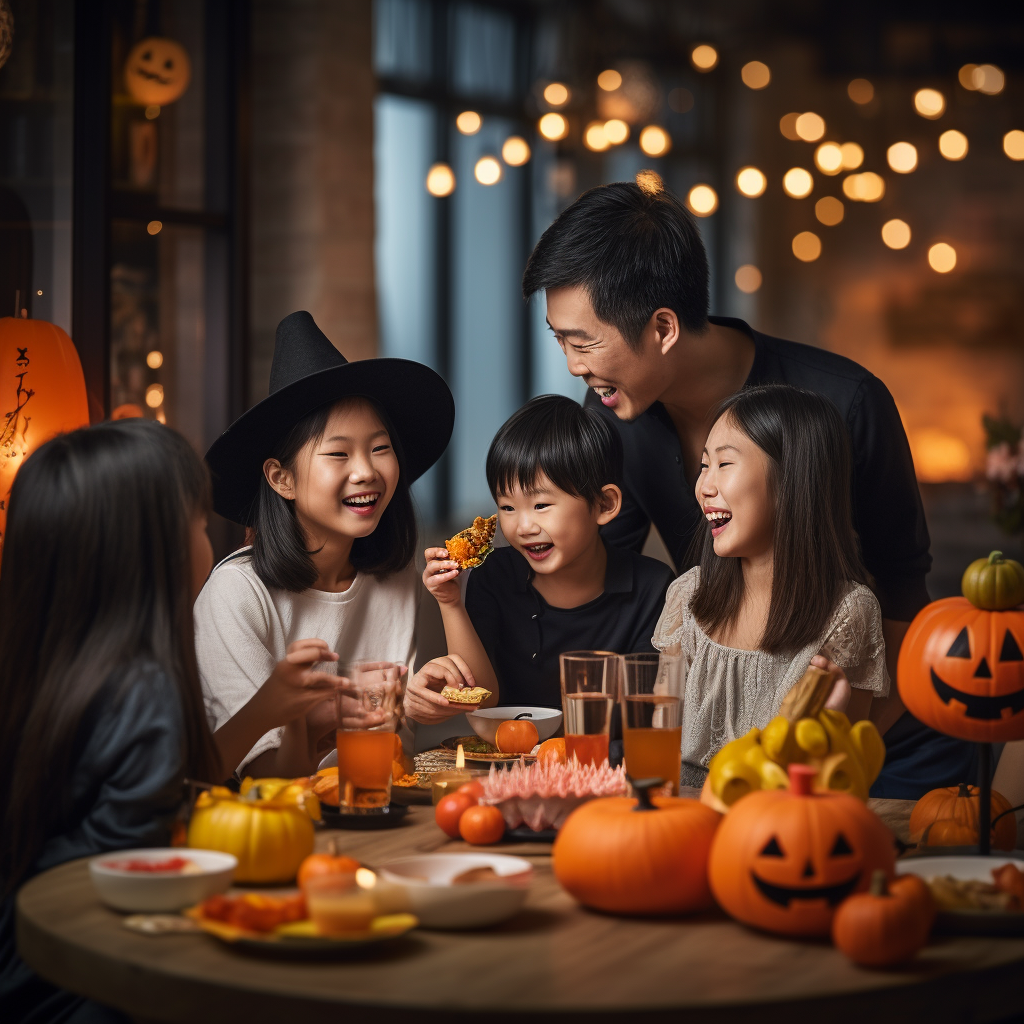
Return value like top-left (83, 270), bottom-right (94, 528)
top-left (928, 242), bottom-right (957, 273)
top-left (782, 167), bottom-right (814, 198)
top-left (938, 130), bottom-right (968, 161)
top-left (639, 125), bottom-right (671, 156)
top-left (881, 219), bottom-right (911, 249)
top-left (959, 65), bottom-right (978, 90)
top-left (734, 265), bottom-right (763, 293)
top-left (691, 44), bottom-right (718, 71)
top-left (887, 142), bottom-right (918, 173)
top-left (501, 136), bottom-right (531, 166)
top-left (792, 231), bottom-right (822, 262)
top-left (543, 82), bottom-right (570, 107)
top-left (145, 384), bottom-right (164, 408)
top-left (795, 112), bottom-right (826, 142)
top-left (847, 79), bottom-right (874, 104)
top-left (604, 119), bottom-right (629, 145)
top-left (426, 163), bottom-right (455, 197)
top-left (635, 170), bottom-right (663, 195)
top-left (914, 88), bottom-right (945, 119)
top-left (779, 113), bottom-right (801, 141)
top-left (735, 166), bottom-right (767, 197)
top-left (146, 220), bottom-right (162, 235)
top-left (842, 172), bottom-right (885, 202)
top-left (597, 69), bottom-right (622, 91)
top-left (814, 142), bottom-right (843, 175)
top-left (912, 429), bottom-right (973, 484)
top-left (814, 196), bottom-right (844, 226)
top-left (687, 184), bottom-right (718, 216)
top-left (973, 64), bottom-right (1005, 95)
top-left (741, 61), bottom-right (770, 89)
top-left (840, 142), bottom-right (864, 169)
top-left (474, 156), bottom-right (502, 185)
top-left (538, 113), bottom-right (569, 141)
top-left (584, 121), bottom-right (610, 152)
top-left (1003, 130), bottom-right (1024, 161)
top-left (456, 110), bottom-right (482, 135)
top-left (146, 350), bottom-right (164, 369)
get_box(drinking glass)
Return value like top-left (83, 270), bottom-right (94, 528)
top-left (621, 652), bottom-right (684, 795)
top-left (559, 651), bottom-right (622, 767)
top-left (335, 661), bottom-right (405, 815)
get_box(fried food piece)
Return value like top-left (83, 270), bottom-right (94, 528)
top-left (445, 514), bottom-right (497, 569)
top-left (392, 773), bottom-right (421, 787)
top-left (441, 685), bottom-right (491, 704)
top-left (928, 875), bottom-right (1016, 912)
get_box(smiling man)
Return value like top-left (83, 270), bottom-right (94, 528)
top-left (522, 177), bottom-right (975, 798)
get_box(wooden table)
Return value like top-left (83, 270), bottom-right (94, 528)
top-left (16, 800), bottom-right (1024, 1024)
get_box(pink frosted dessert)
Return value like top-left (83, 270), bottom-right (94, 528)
top-left (479, 758), bottom-right (628, 832)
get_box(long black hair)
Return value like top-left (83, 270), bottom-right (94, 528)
top-left (689, 384), bottom-right (873, 653)
top-left (0, 420), bottom-right (220, 895)
top-left (251, 396), bottom-right (417, 592)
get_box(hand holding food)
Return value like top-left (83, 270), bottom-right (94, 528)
top-left (445, 514), bottom-right (497, 569)
top-left (422, 546), bottom-right (463, 606)
top-left (403, 654), bottom-right (482, 724)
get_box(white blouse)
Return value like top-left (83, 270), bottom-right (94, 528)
top-left (651, 567), bottom-right (888, 785)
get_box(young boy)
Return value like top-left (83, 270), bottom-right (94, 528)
top-left (405, 395), bottom-right (675, 723)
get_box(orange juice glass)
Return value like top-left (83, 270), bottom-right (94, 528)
top-left (559, 651), bottom-right (621, 768)
top-left (621, 652), bottom-right (684, 795)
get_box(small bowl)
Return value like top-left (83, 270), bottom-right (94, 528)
top-left (379, 853), bottom-right (532, 929)
top-left (89, 848), bottom-right (237, 912)
top-left (465, 706), bottom-right (562, 747)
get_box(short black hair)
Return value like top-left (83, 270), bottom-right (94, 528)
top-left (251, 397), bottom-right (417, 592)
top-left (486, 394), bottom-right (623, 506)
top-left (522, 181), bottom-right (710, 349)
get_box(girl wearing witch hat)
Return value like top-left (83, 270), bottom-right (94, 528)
top-left (197, 311), bottom-right (477, 778)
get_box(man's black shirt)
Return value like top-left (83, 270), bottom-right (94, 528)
top-left (464, 544), bottom-right (675, 709)
top-left (585, 316), bottom-right (932, 623)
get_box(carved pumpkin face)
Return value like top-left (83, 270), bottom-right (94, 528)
top-left (124, 37), bottom-right (191, 107)
top-left (708, 784), bottom-right (895, 937)
top-left (898, 596), bottom-right (1024, 743)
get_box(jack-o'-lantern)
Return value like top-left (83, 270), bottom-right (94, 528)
top-left (124, 37), bottom-right (191, 107)
top-left (708, 764), bottom-right (895, 937)
top-left (898, 554), bottom-right (1024, 743)
top-left (0, 317), bottom-right (90, 540)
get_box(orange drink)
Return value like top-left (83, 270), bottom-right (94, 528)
top-left (565, 731), bottom-right (611, 768)
top-left (622, 654), bottom-right (684, 795)
top-left (336, 728), bottom-right (396, 809)
top-left (303, 874), bottom-right (376, 935)
top-left (560, 653), bottom-right (621, 768)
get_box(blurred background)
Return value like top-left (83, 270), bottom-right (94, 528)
top-left (2, 0), bottom-right (1023, 602)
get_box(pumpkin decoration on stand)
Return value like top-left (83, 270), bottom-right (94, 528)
top-left (708, 764), bottom-right (895, 937)
top-left (909, 783), bottom-right (1017, 852)
top-left (552, 777), bottom-right (721, 916)
top-left (124, 37), bottom-right (192, 107)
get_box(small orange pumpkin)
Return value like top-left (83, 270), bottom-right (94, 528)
top-left (495, 719), bottom-right (539, 754)
top-left (536, 737), bottom-right (566, 765)
top-left (297, 840), bottom-right (360, 890)
top-left (553, 778), bottom-right (721, 916)
top-left (708, 764), bottom-right (895, 937)
top-left (832, 870), bottom-right (935, 967)
top-left (909, 782), bottom-right (1017, 851)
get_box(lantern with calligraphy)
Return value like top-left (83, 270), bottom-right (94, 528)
top-left (0, 317), bottom-right (90, 540)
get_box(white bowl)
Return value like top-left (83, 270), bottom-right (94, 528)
top-left (379, 853), bottom-right (532, 929)
top-left (89, 848), bottom-right (237, 912)
top-left (465, 706), bottom-right (562, 747)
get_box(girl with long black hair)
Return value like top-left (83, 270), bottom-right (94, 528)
top-left (0, 419), bottom-right (221, 1023)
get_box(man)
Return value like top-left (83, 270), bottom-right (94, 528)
top-left (522, 176), bottom-right (972, 798)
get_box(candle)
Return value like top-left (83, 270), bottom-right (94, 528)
top-left (431, 744), bottom-right (482, 804)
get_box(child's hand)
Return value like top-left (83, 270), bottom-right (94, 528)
top-left (403, 654), bottom-right (478, 724)
top-left (261, 639), bottom-right (349, 724)
top-left (813, 655), bottom-right (852, 713)
top-left (422, 546), bottom-right (462, 606)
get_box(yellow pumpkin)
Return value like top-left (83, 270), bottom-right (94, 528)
top-left (187, 779), bottom-right (318, 883)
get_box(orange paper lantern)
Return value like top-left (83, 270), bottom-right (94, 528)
top-left (0, 317), bottom-right (90, 539)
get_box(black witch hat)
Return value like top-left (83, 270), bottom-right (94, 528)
top-left (206, 311), bottom-right (454, 525)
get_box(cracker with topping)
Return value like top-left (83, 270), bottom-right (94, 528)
top-left (445, 514), bottom-right (497, 569)
top-left (441, 685), bottom-right (491, 704)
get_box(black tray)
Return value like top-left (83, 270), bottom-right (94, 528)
top-left (319, 803), bottom-right (409, 830)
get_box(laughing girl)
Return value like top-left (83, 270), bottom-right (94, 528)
top-left (195, 312), bottom-right (475, 777)
top-left (652, 384), bottom-right (889, 788)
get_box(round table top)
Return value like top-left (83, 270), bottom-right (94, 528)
top-left (17, 800), bottom-right (1024, 1023)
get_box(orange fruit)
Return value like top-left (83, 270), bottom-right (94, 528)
top-left (458, 805), bottom-right (506, 845)
top-left (536, 738), bottom-right (566, 765)
top-left (494, 719), bottom-right (539, 754)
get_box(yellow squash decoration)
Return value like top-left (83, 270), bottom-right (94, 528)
top-left (187, 777), bottom-right (319, 883)
top-left (707, 666), bottom-right (885, 809)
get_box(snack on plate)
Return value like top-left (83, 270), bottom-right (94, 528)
top-left (480, 758), bottom-right (628, 832)
top-left (100, 855), bottom-right (203, 874)
top-left (197, 892), bottom-right (307, 933)
top-left (392, 773), bottom-right (421, 787)
top-left (927, 863), bottom-right (1024, 913)
top-left (442, 685), bottom-right (491, 705)
top-left (445, 515), bottom-right (497, 569)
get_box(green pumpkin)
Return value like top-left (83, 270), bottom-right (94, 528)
top-left (961, 551), bottom-right (1024, 611)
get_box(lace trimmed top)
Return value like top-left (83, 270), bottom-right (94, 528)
top-left (652, 567), bottom-right (889, 786)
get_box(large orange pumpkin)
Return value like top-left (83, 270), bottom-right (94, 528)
top-left (552, 779), bottom-right (721, 916)
top-left (0, 317), bottom-right (89, 540)
top-left (897, 554), bottom-right (1024, 743)
top-left (708, 764), bottom-right (895, 937)
top-left (909, 783), bottom-right (1017, 851)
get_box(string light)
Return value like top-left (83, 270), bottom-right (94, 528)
top-left (881, 219), bottom-right (911, 249)
top-left (814, 142), bottom-right (843, 175)
top-left (687, 184), bottom-right (718, 216)
top-left (501, 136), bottom-right (531, 166)
top-left (814, 196), bottom-right (844, 226)
top-left (938, 130), bottom-right (968, 161)
top-left (741, 61), bottom-right (770, 89)
top-left (782, 167), bottom-right (814, 198)
top-left (792, 231), bottom-right (821, 262)
top-left (735, 167), bottom-right (767, 197)
top-left (145, 384), bottom-right (164, 408)
top-left (795, 113), bottom-right (825, 142)
top-left (958, 65), bottom-right (978, 90)
top-left (146, 350), bottom-right (164, 369)
top-left (842, 172), bottom-right (885, 202)
top-left (474, 156), bottom-right (502, 185)
top-left (691, 44), bottom-right (718, 71)
top-left (973, 65), bottom-right (1005, 95)
top-left (584, 121), bottom-right (610, 152)
top-left (543, 83), bottom-right (570, 107)
top-left (847, 79), bottom-right (874, 104)
top-left (779, 113), bottom-right (801, 141)
top-left (914, 89), bottom-right (945, 119)
top-left (425, 163), bottom-right (456, 197)
top-left (734, 265), bottom-right (762, 293)
top-left (597, 69), bottom-right (622, 91)
top-left (635, 170), bottom-right (664, 195)
top-left (840, 142), bottom-right (864, 169)
top-left (887, 142), bottom-right (918, 173)
top-left (603, 119), bottom-right (629, 145)
top-left (928, 242), bottom-right (956, 273)
top-left (456, 111), bottom-right (482, 135)
top-left (639, 125), bottom-right (671, 156)
top-left (538, 113), bottom-right (569, 141)
top-left (1003, 130), bottom-right (1024, 161)
top-left (146, 220), bottom-right (162, 235)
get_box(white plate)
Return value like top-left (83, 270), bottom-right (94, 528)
top-left (90, 848), bottom-right (237, 912)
